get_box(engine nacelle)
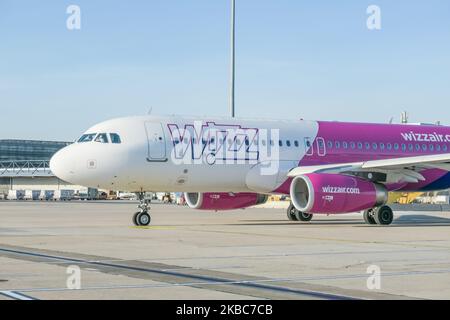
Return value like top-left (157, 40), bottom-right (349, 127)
top-left (290, 173), bottom-right (388, 214)
top-left (184, 192), bottom-right (268, 211)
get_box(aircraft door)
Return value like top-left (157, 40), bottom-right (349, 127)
top-left (145, 122), bottom-right (167, 161)
top-left (316, 137), bottom-right (326, 156)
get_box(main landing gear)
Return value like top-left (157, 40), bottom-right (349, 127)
top-left (133, 193), bottom-right (152, 226)
top-left (286, 203), bottom-right (394, 225)
top-left (363, 205), bottom-right (394, 226)
top-left (287, 203), bottom-right (313, 222)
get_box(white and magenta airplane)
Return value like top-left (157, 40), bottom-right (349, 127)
top-left (50, 115), bottom-right (450, 226)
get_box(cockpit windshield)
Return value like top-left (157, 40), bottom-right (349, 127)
top-left (77, 133), bottom-right (122, 144)
top-left (78, 134), bottom-right (97, 143)
top-left (95, 133), bottom-right (109, 143)
top-left (110, 133), bottom-right (121, 144)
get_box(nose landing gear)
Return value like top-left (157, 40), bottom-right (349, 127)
top-left (133, 211), bottom-right (151, 226)
top-left (133, 193), bottom-right (152, 226)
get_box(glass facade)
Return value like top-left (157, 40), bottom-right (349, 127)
top-left (0, 140), bottom-right (70, 161)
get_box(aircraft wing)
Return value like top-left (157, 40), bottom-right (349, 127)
top-left (288, 153), bottom-right (450, 184)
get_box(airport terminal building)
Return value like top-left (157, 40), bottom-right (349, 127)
top-left (0, 139), bottom-right (89, 199)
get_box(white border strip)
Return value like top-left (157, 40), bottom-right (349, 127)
top-left (0, 291), bottom-right (37, 300)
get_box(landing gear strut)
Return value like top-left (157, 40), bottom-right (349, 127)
top-left (363, 205), bottom-right (394, 226)
top-left (287, 203), bottom-right (313, 222)
top-left (133, 193), bottom-right (151, 226)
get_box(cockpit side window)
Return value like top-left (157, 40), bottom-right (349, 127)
top-left (95, 133), bottom-right (109, 143)
top-left (110, 133), bottom-right (122, 144)
top-left (78, 133), bottom-right (97, 143)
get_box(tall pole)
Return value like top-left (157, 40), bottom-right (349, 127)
top-left (230, 0), bottom-right (236, 118)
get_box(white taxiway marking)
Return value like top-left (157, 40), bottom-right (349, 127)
top-left (0, 291), bottom-right (37, 300)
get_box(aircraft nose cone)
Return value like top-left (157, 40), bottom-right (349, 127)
top-left (50, 147), bottom-right (76, 182)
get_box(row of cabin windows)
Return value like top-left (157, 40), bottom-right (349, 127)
top-left (172, 137), bottom-right (448, 153)
top-left (173, 138), bottom-right (301, 148)
top-left (327, 141), bottom-right (448, 153)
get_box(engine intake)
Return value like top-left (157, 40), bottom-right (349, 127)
top-left (290, 173), bottom-right (388, 214)
top-left (184, 192), bottom-right (268, 211)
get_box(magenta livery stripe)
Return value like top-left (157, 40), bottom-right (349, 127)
top-left (271, 121), bottom-right (450, 194)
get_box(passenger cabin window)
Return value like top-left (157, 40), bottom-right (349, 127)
top-left (78, 133), bottom-right (96, 143)
top-left (95, 133), bottom-right (109, 144)
top-left (110, 133), bottom-right (122, 144)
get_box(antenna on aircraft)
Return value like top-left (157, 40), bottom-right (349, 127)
top-left (229, 0), bottom-right (236, 118)
top-left (148, 107), bottom-right (153, 115)
top-left (401, 111), bottom-right (409, 124)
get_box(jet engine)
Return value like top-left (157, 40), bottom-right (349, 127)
top-left (184, 192), bottom-right (268, 211)
top-left (290, 173), bottom-right (388, 214)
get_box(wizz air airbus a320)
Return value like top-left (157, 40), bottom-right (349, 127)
top-left (50, 115), bottom-right (450, 226)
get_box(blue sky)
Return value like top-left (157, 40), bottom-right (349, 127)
top-left (0, 0), bottom-right (449, 141)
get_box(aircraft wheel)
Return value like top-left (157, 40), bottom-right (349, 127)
top-left (134, 211), bottom-right (151, 226)
top-left (374, 206), bottom-right (394, 225)
top-left (363, 209), bottom-right (377, 225)
top-left (287, 203), bottom-right (298, 221)
top-left (295, 211), bottom-right (313, 222)
top-left (132, 212), bottom-right (140, 226)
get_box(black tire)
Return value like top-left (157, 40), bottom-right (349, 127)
top-left (136, 212), bottom-right (151, 226)
top-left (295, 211), bottom-right (313, 222)
top-left (363, 209), bottom-right (377, 225)
top-left (287, 204), bottom-right (298, 221)
top-left (374, 206), bottom-right (394, 225)
top-left (132, 212), bottom-right (140, 226)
